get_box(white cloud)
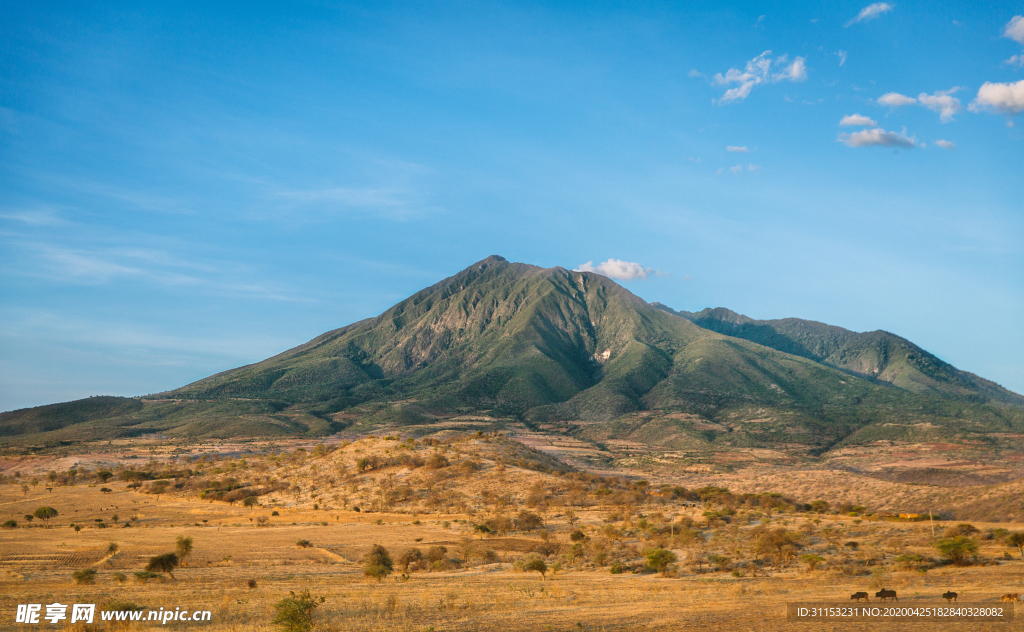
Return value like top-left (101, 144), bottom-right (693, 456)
top-left (726, 146), bottom-right (750, 152)
top-left (917, 87), bottom-right (963, 122)
top-left (1003, 15), bottom-right (1024, 45)
top-left (838, 127), bottom-right (919, 148)
top-left (836, 50), bottom-right (848, 66)
top-left (576, 259), bottom-right (661, 281)
top-left (713, 51), bottom-right (808, 104)
top-left (839, 114), bottom-right (877, 126)
top-left (688, 69), bottom-right (704, 78)
top-left (969, 80), bottom-right (1024, 114)
top-left (729, 164), bottom-right (744, 173)
top-left (1006, 55), bottom-right (1024, 67)
top-left (747, 163), bottom-right (761, 172)
top-left (934, 140), bottom-right (956, 149)
top-left (775, 57), bottom-right (807, 82)
top-left (847, 3), bottom-right (895, 26)
top-left (877, 92), bottom-right (916, 107)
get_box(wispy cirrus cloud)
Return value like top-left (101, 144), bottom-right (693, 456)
top-left (847, 3), bottom-right (894, 27)
top-left (917, 87), bottom-right (963, 122)
top-left (713, 51), bottom-right (807, 104)
top-left (838, 127), bottom-right (919, 148)
top-left (839, 114), bottom-right (877, 126)
top-left (726, 146), bottom-right (750, 152)
top-left (575, 259), bottom-right (664, 281)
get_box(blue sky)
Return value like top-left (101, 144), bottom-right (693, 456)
top-left (2, 1), bottom-right (1022, 411)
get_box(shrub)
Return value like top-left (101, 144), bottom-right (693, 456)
top-left (112, 572), bottom-right (127, 584)
top-left (645, 548), bottom-right (678, 575)
top-left (523, 557), bottom-right (547, 580)
top-left (398, 548), bottom-right (423, 572)
top-left (569, 528), bottom-right (587, 542)
top-left (176, 536), bottom-right (194, 566)
top-left (2, 520), bottom-right (16, 529)
top-left (72, 568), bottom-right (97, 584)
top-left (800, 554), bottom-right (826, 571)
top-left (426, 545), bottom-right (448, 564)
top-left (1007, 532), bottom-right (1024, 559)
top-left (272, 589), bottom-right (325, 632)
top-left (934, 536), bottom-right (979, 566)
top-left (609, 562), bottom-right (625, 574)
top-left (248, 578), bottom-right (258, 589)
top-left (944, 523), bottom-right (979, 538)
top-left (516, 511), bottom-right (544, 532)
top-left (146, 552), bottom-right (180, 579)
top-left (296, 539), bottom-right (313, 548)
top-left (272, 511), bottom-right (280, 516)
top-left (426, 453), bottom-right (449, 469)
top-left (363, 544), bottom-right (393, 581)
top-left (134, 571), bottom-right (161, 584)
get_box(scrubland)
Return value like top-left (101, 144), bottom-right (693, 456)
top-left (1, 433), bottom-right (1022, 631)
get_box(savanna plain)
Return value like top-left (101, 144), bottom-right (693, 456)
top-left (2, 433), bottom-right (1022, 632)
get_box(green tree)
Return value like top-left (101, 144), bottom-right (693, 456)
top-left (1006, 532), bottom-right (1024, 559)
top-left (934, 536), bottom-right (978, 566)
top-left (523, 557), bottom-right (547, 580)
top-left (176, 536), bottom-right (194, 567)
top-left (363, 544), bottom-right (393, 581)
top-left (146, 552), bottom-right (180, 580)
top-left (800, 554), bottom-right (826, 571)
top-left (516, 510), bottom-right (544, 532)
top-left (272, 589), bottom-right (325, 632)
top-left (645, 548), bottom-right (678, 575)
top-left (33, 506), bottom-right (58, 526)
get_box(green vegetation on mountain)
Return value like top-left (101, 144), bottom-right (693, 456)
top-left (2, 256), bottom-right (1022, 450)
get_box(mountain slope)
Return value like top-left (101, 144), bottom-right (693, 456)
top-left (653, 304), bottom-right (1024, 407)
top-left (2, 256), bottom-right (1022, 448)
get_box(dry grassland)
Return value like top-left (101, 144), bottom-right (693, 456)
top-left (0, 434), bottom-right (1022, 631)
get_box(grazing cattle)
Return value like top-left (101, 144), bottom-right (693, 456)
top-left (850, 592), bottom-right (869, 602)
top-left (942, 591), bottom-right (957, 603)
top-left (1000, 593), bottom-right (1019, 602)
top-left (875, 588), bottom-right (898, 602)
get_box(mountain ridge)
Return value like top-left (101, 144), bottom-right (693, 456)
top-left (2, 256), bottom-right (1021, 451)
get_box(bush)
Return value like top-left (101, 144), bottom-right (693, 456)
top-left (72, 568), bottom-right (97, 584)
top-left (248, 578), bottom-right (258, 589)
top-left (112, 572), bottom-right (127, 584)
top-left (610, 562), bottom-right (625, 574)
top-left (296, 539), bottom-right (313, 548)
top-left (645, 548), bottom-right (678, 575)
top-left (134, 571), bottom-right (161, 584)
top-left (2, 520), bottom-right (16, 529)
top-left (523, 557), bottom-right (547, 580)
top-left (398, 548), bottom-right (423, 572)
top-left (516, 511), bottom-right (544, 532)
top-left (426, 453), bottom-right (449, 469)
top-left (146, 552), bottom-right (180, 579)
top-left (800, 554), bottom-right (826, 571)
top-left (935, 536), bottom-right (979, 566)
top-left (272, 589), bottom-right (325, 632)
top-left (569, 528), bottom-right (587, 542)
top-left (363, 544), bottom-right (393, 581)
top-left (944, 523), bottom-right (980, 538)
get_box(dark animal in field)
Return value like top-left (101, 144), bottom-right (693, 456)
top-left (942, 591), bottom-right (957, 602)
top-left (875, 589), bottom-right (898, 602)
top-left (850, 592), bottom-right (869, 602)
top-left (1000, 593), bottom-right (1019, 602)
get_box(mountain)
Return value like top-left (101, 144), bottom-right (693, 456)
top-left (2, 256), bottom-right (1022, 450)
top-left (652, 304), bottom-right (1024, 407)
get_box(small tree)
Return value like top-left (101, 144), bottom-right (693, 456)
top-left (243, 496), bottom-right (259, 509)
top-left (516, 511), bottom-right (544, 532)
top-left (176, 536), bottom-right (194, 567)
top-left (363, 544), bottom-right (393, 581)
top-left (800, 554), bottom-right (826, 571)
top-left (523, 557), bottom-right (547, 580)
top-left (146, 552), bottom-right (180, 580)
top-left (645, 548), bottom-right (678, 575)
top-left (934, 536), bottom-right (978, 566)
top-left (72, 568), bottom-right (97, 584)
top-left (33, 506), bottom-right (58, 526)
top-left (1007, 532), bottom-right (1024, 559)
top-left (272, 589), bottom-right (325, 632)
top-left (398, 548), bottom-right (423, 572)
